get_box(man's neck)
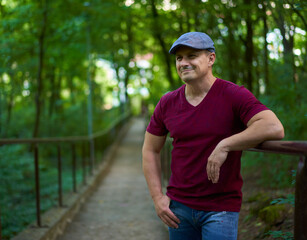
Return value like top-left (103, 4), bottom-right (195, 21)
top-left (185, 75), bottom-right (217, 98)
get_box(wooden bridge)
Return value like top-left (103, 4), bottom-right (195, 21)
top-left (0, 116), bottom-right (307, 240)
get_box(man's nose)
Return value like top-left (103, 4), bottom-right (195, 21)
top-left (178, 57), bottom-right (189, 66)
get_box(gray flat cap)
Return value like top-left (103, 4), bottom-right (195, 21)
top-left (169, 32), bottom-right (215, 54)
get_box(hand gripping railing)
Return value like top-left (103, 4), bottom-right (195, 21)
top-left (161, 140), bottom-right (307, 240)
top-left (0, 111), bottom-right (130, 240)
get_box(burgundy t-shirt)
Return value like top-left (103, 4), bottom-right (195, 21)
top-left (146, 78), bottom-right (269, 212)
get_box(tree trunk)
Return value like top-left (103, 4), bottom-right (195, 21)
top-left (68, 75), bottom-right (75, 105)
top-left (33, 0), bottom-right (48, 138)
top-left (193, 0), bottom-right (201, 31)
top-left (6, 73), bottom-right (14, 128)
top-left (243, 0), bottom-right (254, 92)
top-left (272, 2), bottom-right (295, 83)
top-left (3, 71), bottom-right (16, 137)
top-left (255, 57), bottom-right (261, 97)
top-left (150, 0), bottom-right (177, 89)
top-left (224, 11), bottom-right (238, 84)
top-left (286, 0), bottom-right (307, 77)
top-left (48, 66), bottom-right (56, 117)
top-left (55, 74), bottom-right (62, 113)
top-left (124, 10), bottom-right (134, 102)
top-left (186, 11), bottom-right (192, 32)
top-left (0, 0), bottom-right (4, 17)
top-left (0, 76), bottom-right (2, 136)
top-left (262, 0), bottom-right (270, 93)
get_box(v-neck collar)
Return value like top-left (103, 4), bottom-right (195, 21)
top-left (182, 78), bottom-right (219, 108)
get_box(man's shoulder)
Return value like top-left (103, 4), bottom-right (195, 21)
top-left (217, 78), bottom-right (241, 91)
top-left (160, 85), bottom-right (184, 102)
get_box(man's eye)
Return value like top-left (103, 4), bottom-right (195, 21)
top-left (176, 57), bottom-right (182, 61)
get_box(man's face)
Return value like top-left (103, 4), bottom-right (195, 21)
top-left (175, 46), bottom-right (214, 83)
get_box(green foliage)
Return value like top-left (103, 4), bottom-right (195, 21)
top-left (265, 230), bottom-right (294, 240)
top-left (270, 194), bottom-right (295, 206)
top-left (0, 107), bottom-right (128, 239)
top-left (242, 152), bottom-right (298, 189)
top-left (0, 144), bottom-right (78, 239)
top-left (259, 61), bottom-right (307, 141)
top-left (259, 204), bottom-right (287, 226)
top-left (1, 0), bottom-right (306, 238)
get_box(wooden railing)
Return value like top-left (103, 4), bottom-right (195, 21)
top-left (161, 140), bottom-right (307, 240)
top-left (0, 111), bottom-right (130, 240)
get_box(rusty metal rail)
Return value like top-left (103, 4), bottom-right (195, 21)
top-left (0, 111), bottom-right (130, 240)
top-left (161, 140), bottom-right (307, 240)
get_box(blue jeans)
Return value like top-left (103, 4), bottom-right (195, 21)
top-left (168, 200), bottom-right (239, 240)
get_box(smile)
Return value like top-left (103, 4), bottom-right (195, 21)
top-left (180, 67), bottom-right (194, 73)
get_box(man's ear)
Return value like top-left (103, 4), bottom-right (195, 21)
top-left (208, 53), bottom-right (216, 66)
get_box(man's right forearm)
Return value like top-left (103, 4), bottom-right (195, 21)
top-left (142, 149), bottom-right (180, 228)
top-left (142, 131), bottom-right (180, 228)
top-left (142, 150), bottom-right (164, 201)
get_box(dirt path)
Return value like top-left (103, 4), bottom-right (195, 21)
top-left (56, 118), bottom-right (169, 240)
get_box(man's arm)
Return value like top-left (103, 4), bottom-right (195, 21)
top-left (142, 131), bottom-right (180, 228)
top-left (207, 110), bottom-right (284, 183)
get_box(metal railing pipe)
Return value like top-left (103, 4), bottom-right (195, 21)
top-left (161, 140), bottom-right (307, 239)
top-left (250, 140), bottom-right (307, 155)
top-left (88, 142), bottom-right (93, 175)
top-left (82, 143), bottom-right (87, 185)
top-left (0, 110), bottom-right (130, 239)
top-left (57, 145), bottom-right (63, 207)
top-left (72, 144), bottom-right (77, 193)
top-left (34, 145), bottom-right (41, 227)
top-left (0, 205), bottom-right (2, 240)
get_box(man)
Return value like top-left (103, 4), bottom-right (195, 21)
top-left (142, 32), bottom-right (284, 240)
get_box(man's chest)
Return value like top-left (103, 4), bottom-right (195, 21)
top-left (163, 101), bottom-right (238, 140)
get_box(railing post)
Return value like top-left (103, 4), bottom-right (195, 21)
top-left (82, 143), bottom-right (87, 185)
top-left (0, 203), bottom-right (2, 240)
top-left (90, 139), bottom-right (95, 174)
top-left (34, 145), bottom-right (41, 227)
top-left (72, 143), bottom-right (77, 193)
top-left (57, 145), bottom-right (63, 207)
top-left (294, 155), bottom-right (307, 240)
top-left (88, 141), bottom-right (93, 175)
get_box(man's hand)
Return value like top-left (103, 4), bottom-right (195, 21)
top-left (153, 195), bottom-right (180, 228)
top-left (142, 132), bottom-right (180, 227)
top-left (206, 143), bottom-right (229, 183)
top-left (206, 110), bottom-right (284, 184)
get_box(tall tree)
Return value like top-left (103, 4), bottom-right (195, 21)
top-left (242, 0), bottom-right (254, 91)
top-left (261, 0), bottom-right (270, 92)
top-left (33, 0), bottom-right (48, 138)
top-left (149, 0), bottom-right (177, 89)
top-left (270, 0), bottom-right (295, 83)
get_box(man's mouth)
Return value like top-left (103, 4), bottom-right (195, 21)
top-left (180, 66), bottom-right (194, 73)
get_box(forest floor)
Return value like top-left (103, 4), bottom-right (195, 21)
top-left (238, 167), bottom-right (294, 240)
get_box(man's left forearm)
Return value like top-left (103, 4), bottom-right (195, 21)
top-left (219, 112), bottom-right (284, 152)
top-left (207, 110), bottom-right (284, 183)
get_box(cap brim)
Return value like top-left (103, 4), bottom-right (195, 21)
top-left (169, 44), bottom-right (215, 55)
top-left (169, 44), bottom-right (202, 54)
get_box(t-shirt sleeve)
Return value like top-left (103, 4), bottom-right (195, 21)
top-left (233, 86), bottom-right (269, 126)
top-left (146, 97), bottom-right (169, 136)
